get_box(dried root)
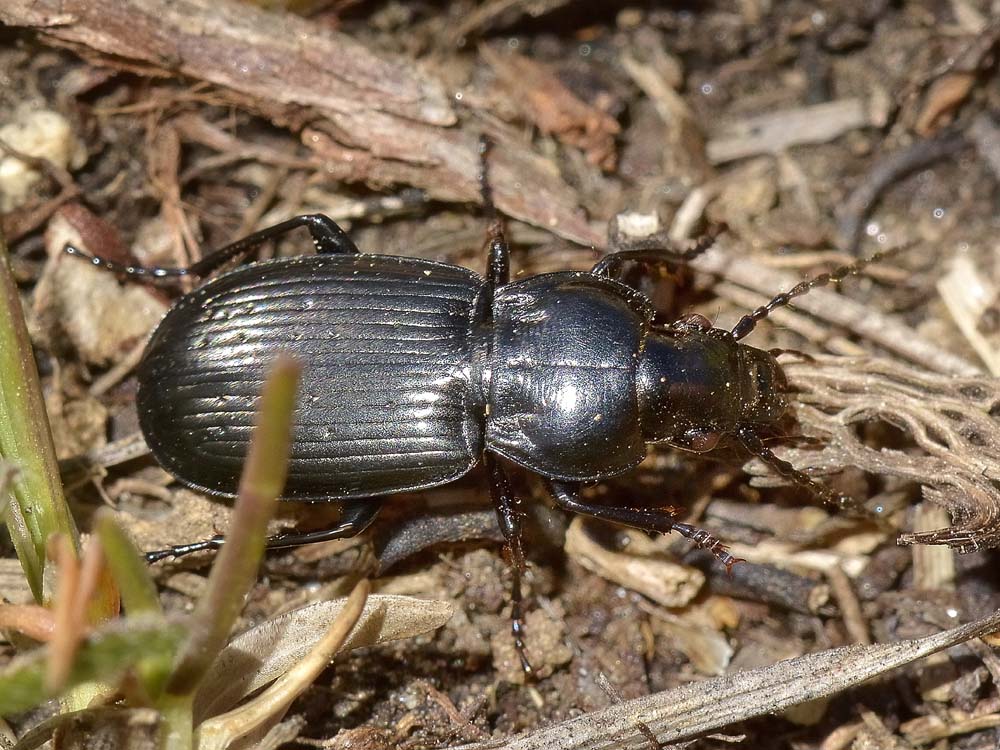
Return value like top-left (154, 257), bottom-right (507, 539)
top-left (750, 355), bottom-right (1000, 552)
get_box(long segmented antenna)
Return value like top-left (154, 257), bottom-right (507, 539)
top-left (730, 246), bottom-right (904, 340)
top-left (736, 425), bottom-right (859, 512)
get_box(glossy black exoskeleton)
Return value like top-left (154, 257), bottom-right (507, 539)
top-left (65, 152), bottom-right (892, 675)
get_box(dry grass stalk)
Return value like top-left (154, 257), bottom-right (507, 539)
top-left (455, 609), bottom-right (1000, 750)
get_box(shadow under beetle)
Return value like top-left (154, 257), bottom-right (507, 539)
top-left (65, 149), bottom-right (892, 675)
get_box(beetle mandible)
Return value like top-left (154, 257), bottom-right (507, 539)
top-left (65, 144), bottom-right (893, 674)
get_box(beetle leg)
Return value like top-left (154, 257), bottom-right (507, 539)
top-left (486, 221), bottom-right (510, 288)
top-left (478, 137), bottom-right (510, 290)
top-left (478, 134), bottom-right (510, 291)
top-left (485, 453), bottom-right (534, 678)
top-left (479, 218), bottom-right (510, 323)
top-left (144, 535), bottom-right (225, 563)
top-left (144, 499), bottom-right (382, 563)
top-left (255, 499), bottom-right (383, 550)
top-left (591, 221), bottom-right (724, 279)
top-left (547, 481), bottom-right (742, 571)
top-left (64, 213), bottom-right (359, 284)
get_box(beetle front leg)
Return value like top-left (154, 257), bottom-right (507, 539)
top-left (485, 453), bottom-right (534, 678)
top-left (64, 213), bottom-right (360, 284)
top-left (144, 498), bottom-right (382, 563)
top-left (547, 481), bottom-right (743, 571)
top-left (591, 220), bottom-right (724, 280)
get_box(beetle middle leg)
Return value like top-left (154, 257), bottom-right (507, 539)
top-left (548, 481), bottom-right (743, 571)
top-left (486, 453), bottom-right (534, 677)
top-left (64, 213), bottom-right (360, 283)
top-left (144, 498), bottom-right (382, 563)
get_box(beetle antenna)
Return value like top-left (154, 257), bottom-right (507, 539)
top-left (730, 245), bottom-right (905, 340)
top-left (736, 425), bottom-right (860, 512)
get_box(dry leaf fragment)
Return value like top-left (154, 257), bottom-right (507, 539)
top-left (195, 594), bottom-right (453, 721)
top-left (706, 99), bottom-right (871, 164)
top-left (643, 600), bottom-right (734, 676)
top-left (195, 580), bottom-right (371, 750)
top-left (915, 72), bottom-right (977, 136)
top-left (481, 45), bottom-right (620, 171)
top-left (937, 253), bottom-right (1000, 375)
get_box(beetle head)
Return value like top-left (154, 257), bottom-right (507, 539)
top-left (736, 343), bottom-right (788, 425)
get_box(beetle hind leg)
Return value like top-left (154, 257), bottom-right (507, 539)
top-left (255, 499), bottom-right (383, 550)
top-left (144, 498), bottom-right (382, 564)
top-left (64, 213), bottom-right (360, 284)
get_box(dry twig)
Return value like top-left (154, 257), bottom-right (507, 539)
top-left (0, 0), bottom-right (602, 246)
top-left (454, 609), bottom-right (1000, 750)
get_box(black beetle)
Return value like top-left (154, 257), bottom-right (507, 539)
top-left (66, 154), bottom-right (891, 674)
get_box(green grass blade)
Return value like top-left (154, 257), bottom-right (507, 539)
top-left (0, 230), bottom-right (78, 601)
top-left (165, 355), bottom-right (301, 696)
top-left (0, 615), bottom-right (185, 717)
top-left (94, 508), bottom-right (162, 618)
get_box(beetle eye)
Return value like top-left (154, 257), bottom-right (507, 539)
top-left (678, 429), bottom-right (722, 452)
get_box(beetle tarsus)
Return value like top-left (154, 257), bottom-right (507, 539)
top-left (64, 243), bottom-right (191, 280)
top-left (670, 522), bottom-right (745, 572)
top-left (509, 581), bottom-right (534, 678)
top-left (145, 534), bottom-right (225, 563)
